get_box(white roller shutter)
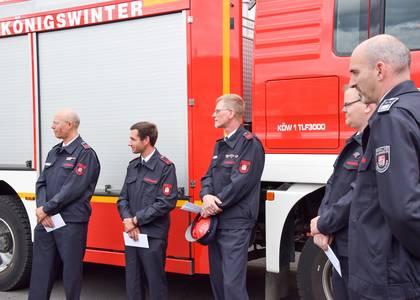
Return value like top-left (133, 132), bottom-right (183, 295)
top-left (0, 35), bottom-right (33, 168)
top-left (38, 12), bottom-right (188, 193)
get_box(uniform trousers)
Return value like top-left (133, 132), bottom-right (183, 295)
top-left (333, 255), bottom-right (349, 300)
top-left (28, 222), bottom-right (88, 300)
top-left (124, 237), bottom-right (168, 300)
top-left (208, 228), bottom-right (252, 300)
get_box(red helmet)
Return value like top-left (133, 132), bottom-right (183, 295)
top-left (185, 214), bottom-right (218, 245)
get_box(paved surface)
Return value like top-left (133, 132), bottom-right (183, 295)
top-left (0, 258), bottom-right (299, 299)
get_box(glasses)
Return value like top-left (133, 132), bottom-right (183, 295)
top-left (214, 108), bottom-right (231, 114)
top-left (343, 99), bottom-right (362, 109)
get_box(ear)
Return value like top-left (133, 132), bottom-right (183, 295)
top-left (376, 61), bottom-right (386, 81)
top-left (227, 109), bottom-right (235, 120)
top-left (365, 103), bottom-right (376, 113)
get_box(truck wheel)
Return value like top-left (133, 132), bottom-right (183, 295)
top-left (0, 195), bottom-right (32, 291)
top-left (297, 238), bottom-right (333, 300)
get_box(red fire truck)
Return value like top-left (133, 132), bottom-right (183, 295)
top-left (0, 0), bottom-right (419, 299)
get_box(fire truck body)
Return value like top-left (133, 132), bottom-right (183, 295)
top-left (1, 0), bottom-right (419, 298)
top-left (257, 0), bottom-right (420, 298)
top-left (0, 0), bottom-right (241, 288)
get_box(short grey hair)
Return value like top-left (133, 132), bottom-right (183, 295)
top-left (59, 108), bottom-right (80, 129)
top-left (364, 34), bottom-right (411, 74)
top-left (216, 94), bottom-right (244, 119)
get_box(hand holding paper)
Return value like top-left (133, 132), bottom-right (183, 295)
top-left (123, 232), bottom-right (149, 248)
top-left (44, 214), bottom-right (66, 232)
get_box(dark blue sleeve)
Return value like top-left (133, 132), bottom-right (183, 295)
top-left (373, 110), bottom-right (420, 258)
top-left (43, 149), bottom-right (100, 215)
top-left (36, 151), bottom-right (57, 207)
top-left (117, 169), bottom-right (134, 220)
top-left (200, 144), bottom-right (218, 199)
top-left (317, 183), bottom-right (355, 235)
top-left (35, 166), bottom-right (48, 208)
top-left (217, 139), bottom-right (265, 209)
top-left (317, 174), bottom-right (333, 216)
top-left (136, 164), bottom-right (178, 226)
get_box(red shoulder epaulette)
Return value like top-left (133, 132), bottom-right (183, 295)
top-left (160, 155), bottom-right (173, 165)
top-left (81, 141), bottom-right (90, 149)
top-left (243, 131), bottom-right (254, 140)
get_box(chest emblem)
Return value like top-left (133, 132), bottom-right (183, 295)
top-left (239, 160), bottom-right (251, 174)
top-left (376, 146), bottom-right (390, 173)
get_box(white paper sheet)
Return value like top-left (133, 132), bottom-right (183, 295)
top-left (324, 245), bottom-right (342, 277)
top-left (44, 213), bottom-right (66, 232)
top-left (123, 232), bottom-right (149, 248)
top-left (181, 202), bottom-right (202, 214)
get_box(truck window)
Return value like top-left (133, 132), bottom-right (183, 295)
top-left (334, 0), bottom-right (369, 56)
top-left (384, 0), bottom-right (420, 50)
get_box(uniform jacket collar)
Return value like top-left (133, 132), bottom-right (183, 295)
top-left (223, 126), bottom-right (246, 149)
top-left (57, 136), bottom-right (83, 154)
top-left (369, 80), bottom-right (418, 127)
top-left (379, 80), bottom-right (418, 102)
top-left (133, 149), bottom-right (160, 170)
top-left (347, 132), bottom-right (363, 146)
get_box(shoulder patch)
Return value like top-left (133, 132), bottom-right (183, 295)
top-left (160, 155), bottom-right (173, 165)
top-left (376, 146), bottom-right (390, 173)
top-left (243, 131), bottom-right (254, 140)
top-left (81, 141), bottom-right (91, 149)
top-left (378, 97), bottom-right (399, 113)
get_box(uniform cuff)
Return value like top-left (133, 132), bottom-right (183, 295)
top-left (42, 202), bottom-right (56, 215)
top-left (121, 211), bottom-right (133, 220)
top-left (317, 215), bottom-right (329, 235)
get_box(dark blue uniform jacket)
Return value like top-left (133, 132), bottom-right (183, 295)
top-left (318, 133), bottom-right (362, 257)
top-left (117, 150), bottom-right (178, 239)
top-left (36, 136), bottom-right (100, 223)
top-left (200, 126), bottom-right (265, 229)
top-left (348, 80), bottom-right (420, 299)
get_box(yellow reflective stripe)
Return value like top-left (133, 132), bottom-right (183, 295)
top-left (222, 0), bottom-right (230, 94)
top-left (177, 200), bottom-right (188, 207)
top-left (18, 192), bottom-right (36, 200)
top-left (91, 198), bottom-right (198, 206)
top-left (91, 196), bottom-right (119, 203)
top-left (17, 192), bottom-right (202, 207)
top-left (175, 200), bottom-right (202, 207)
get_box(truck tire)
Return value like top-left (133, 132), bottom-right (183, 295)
top-left (296, 238), bottom-right (333, 300)
top-left (0, 195), bottom-right (32, 291)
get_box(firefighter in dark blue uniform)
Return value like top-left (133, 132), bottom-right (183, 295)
top-left (29, 109), bottom-right (100, 300)
top-left (310, 87), bottom-right (376, 299)
top-left (117, 122), bottom-right (177, 300)
top-left (348, 34), bottom-right (420, 299)
top-left (200, 94), bottom-right (265, 300)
